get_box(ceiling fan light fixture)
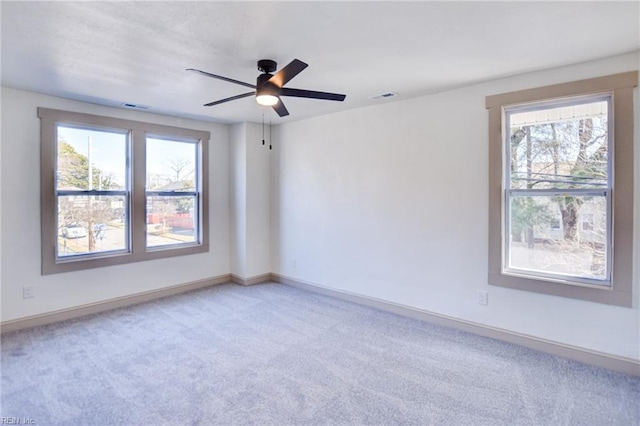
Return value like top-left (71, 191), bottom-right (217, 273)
top-left (256, 94), bottom-right (279, 106)
top-left (256, 81), bottom-right (280, 106)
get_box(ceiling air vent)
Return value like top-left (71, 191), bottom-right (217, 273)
top-left (120, 102), bottom-right (150, 110)
top-left (369, 92), bottom-right (398, 100)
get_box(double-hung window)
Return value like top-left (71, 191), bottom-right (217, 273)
top-left (39, 108), bottom-right (210, 274)
top-left (146, 136), bottom-right (200, 248)
top-left (486, 72), bottom-right (637, 307)
top-left (55, 125), bottom-right (130, 258)
top-left (504, 94), bottom-right (612, 285)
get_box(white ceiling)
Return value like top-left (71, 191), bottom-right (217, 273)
top-left (2, 1), bottom-right (639, 124)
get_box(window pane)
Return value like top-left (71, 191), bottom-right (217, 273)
top-left (57, 195), bottom-right (128, 257)
top-left (57, 126), bottom-right (127, 190)
top-left (146, 137), bottom-right (197, 191)
top-left (146, 195), bottom-right (197, 247)
top-left (146, 136), bottom-right (199, 249)
top-left (508, 100), bottom-right (608, 190)
top-left (507, 194), bottom-right (608, 282)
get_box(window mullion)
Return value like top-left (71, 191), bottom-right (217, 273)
top-left (131, 129), bottom-right (147, 254)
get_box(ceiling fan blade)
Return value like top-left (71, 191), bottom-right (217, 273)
top-left (272, 99), bottom-right (290, 117)
top-left (268, 59), bottom-right (308, 88)
top-left (186, 68), bottom-right (256, 89)
top-left (280, 87), bottom-right (346, 102)
top-left (203, 92), bottom-right (254, 107)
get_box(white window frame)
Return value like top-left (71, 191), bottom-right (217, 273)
top-left (502, 94), bottom-right (613, 287)
top-left (485, 72), bottom-right (637, 307)
top-left (145, 133), bottom-right (202, 251)
top-left (55, 123), bottom-right (132, 261)
top-left (39, 108), bottom-right (210, 274)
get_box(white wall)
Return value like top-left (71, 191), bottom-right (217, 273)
top-left (229, 122), bottom-right (271, 279)
top-left (245, 122), bottom-right (271, 278)
top-left (271, 52), bottom-right (640, 360)
top-left (230, 123), bottom-right (247, 277)
top-left (0, 88), bottom-right (230, 322)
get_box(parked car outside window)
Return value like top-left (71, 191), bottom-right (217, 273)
top-left (62, 224), bottom-right (87, 239)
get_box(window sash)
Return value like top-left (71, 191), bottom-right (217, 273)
top-left (55, 193), bottom-right (131, 260)
top-left (145, 192), bottom-right (200, 249)
top-left (504, 94), bottom-right (613, 191)
top-left (503, 187), bottom-right (612, 287)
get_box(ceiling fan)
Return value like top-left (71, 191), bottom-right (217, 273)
top-left (186, 59), bottom-right (346, 117)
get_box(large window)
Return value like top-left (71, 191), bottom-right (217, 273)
top-left (39, 108), bottom-right (210, 274)
top-left (486, 72), bottom-right (636, 307)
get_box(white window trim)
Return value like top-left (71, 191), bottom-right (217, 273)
top-left (485, 71), bottom-right (637, 307)
top-left (39, 108), bottom-right (210, 275)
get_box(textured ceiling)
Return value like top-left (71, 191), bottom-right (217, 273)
top-left (2, 2), bottom-right (639, 124)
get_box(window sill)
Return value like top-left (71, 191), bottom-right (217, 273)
top-left (44, 244), bottom-right (210, 275)
top-left (488, 271), bottom-right (631, 307)
top-left (501, 269), bottom-right (611, 290)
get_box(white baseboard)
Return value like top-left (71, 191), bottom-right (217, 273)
top-left (231, 273), bottom-right (272, 286)
top-left (271, 273), bottom-right (640, 377)
top-left (0, 274), bottom-right (232, 334)
top-left (3, 271), bottom-right (638, 377)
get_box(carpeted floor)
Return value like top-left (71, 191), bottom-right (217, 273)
top-left (1, 282), bottom-right (638, 425)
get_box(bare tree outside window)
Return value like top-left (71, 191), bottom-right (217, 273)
top-left (164, 157), bottom-right (194, 183)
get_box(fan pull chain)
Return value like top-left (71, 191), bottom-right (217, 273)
top-left (262, 113), bottom-right (265, 145)
top-left (269, 119), bottom-right (272, 150)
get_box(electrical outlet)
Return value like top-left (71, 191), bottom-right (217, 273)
top-left (292, 259), bottom-right (297, 269)
top-left (478, 291), bottom-right (488, 305)
top-left (23, 286), bottom-right (34, 299)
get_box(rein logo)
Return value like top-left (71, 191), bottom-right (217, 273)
top-left (1, 418), bottom-right (35, 425)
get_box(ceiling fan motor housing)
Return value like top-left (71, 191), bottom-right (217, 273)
top-left (257, 59), bottom-right (277, 74)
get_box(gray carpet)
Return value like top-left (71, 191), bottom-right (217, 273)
top-left (1, 282), bottom-right (638, 425)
